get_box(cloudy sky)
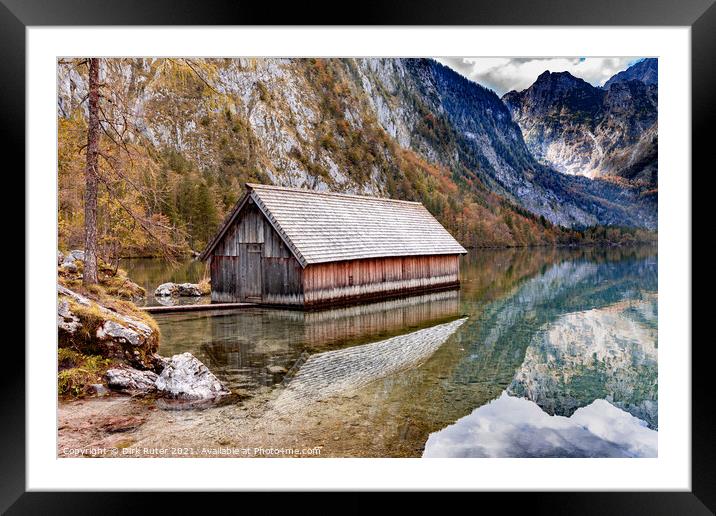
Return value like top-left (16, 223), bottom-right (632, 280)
top-left (436, 57), bottom-right (645, 97)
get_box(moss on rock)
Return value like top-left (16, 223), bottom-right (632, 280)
top-left (58, 252), bottom-right (146, 301)
top-left (58, 283), bottom-right (161, 375)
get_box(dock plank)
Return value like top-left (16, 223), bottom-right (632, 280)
top-left (140, 302), bottom-right (255, 314)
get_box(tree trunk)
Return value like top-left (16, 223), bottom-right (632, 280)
top-left (83, 58), bottom-right (100, 286)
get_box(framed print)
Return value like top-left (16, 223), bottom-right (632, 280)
top-left (8, 0), bottom-right (712, 511)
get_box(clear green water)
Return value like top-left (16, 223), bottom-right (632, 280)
top-left (119, 257), bottom-right (209, 307)
top-left (121, 246), bottom-right (658, 457)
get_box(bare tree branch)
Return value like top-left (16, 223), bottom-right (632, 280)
top-left (96, 170), bottom-right (186, 264)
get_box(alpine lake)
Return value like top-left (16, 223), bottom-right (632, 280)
top-left (61, 246), bottom-right (658, 458)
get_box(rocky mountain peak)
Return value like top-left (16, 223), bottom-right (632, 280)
top-left (603, 80), bottom-right (657, 117)
top-left (502, 62), bottom-right (657, 188)
top-left (604, 58), bottom-right (657, 89)
top-left (57, 57), bottom-right (657, 248)
top-left (504, 70), bottom-right (604, 121)
top-left (535, 70), bottom-right (584, 86)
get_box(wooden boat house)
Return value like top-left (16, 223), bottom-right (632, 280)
top-left (199, 184), bottom-right (467, 308)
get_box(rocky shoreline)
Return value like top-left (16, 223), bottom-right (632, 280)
top-left (58, 250), bottom-right (228, 403)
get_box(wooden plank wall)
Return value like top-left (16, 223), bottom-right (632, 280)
top-left (210, 201), bottom-right (304, 304)
top-left (303, 254), bottom-right (460, 306)
top-left (209, 200), bottom-right (460, 307)
top-left (210, 255), bottom-right (240, 303)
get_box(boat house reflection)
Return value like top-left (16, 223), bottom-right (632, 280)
top-left (199, 290), bottom-right (462, 391)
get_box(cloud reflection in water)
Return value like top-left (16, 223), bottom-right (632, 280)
top-left (423, 392), bottom-right (656, 458)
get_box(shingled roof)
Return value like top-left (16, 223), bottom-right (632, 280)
top-left (200, 184), bottom-right (467, 267)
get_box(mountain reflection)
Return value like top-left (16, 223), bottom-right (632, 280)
top-left (422, 249), bottom-right (658, 457)
top-left (338, 247), bottom-right (658, 457)
top-left (508, 295), bottom-right (658, 428)
top-left (449, 251), bottom-right (657, 427)
top-left (146, 245), bottom-right (657, 458)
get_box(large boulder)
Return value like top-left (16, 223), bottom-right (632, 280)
top-left (155, 282), bottom-right (208, 297)
top-left (105, 354), bottom-right (228, 400)
top-left (155, 352), bottom-right (230, 400)
top-left (177, 283), bottom-right (204, 296)
top-left (154, 282), bottom-right (179, 297)
top-left (57, 285), bottom-right (159, 369)
top-left (106, 367), bottom-right (159, 394)
top-left (97, 320), bottom-right (151, 347)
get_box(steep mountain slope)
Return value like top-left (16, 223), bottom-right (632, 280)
top-left (57, 58), bottom-right (656, 254)
top-left (604, 58), bottom-right (657, 89)
top-left (502, 66), bottom-right (657, 188)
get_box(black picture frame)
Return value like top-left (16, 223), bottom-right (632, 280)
top-left (6, 0), bottom-right (710, 511)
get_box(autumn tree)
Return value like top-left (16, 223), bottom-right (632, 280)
top-left (83, 58), bottom-right (100, 285)
top-left (59, 58), bottom-right (229, 273)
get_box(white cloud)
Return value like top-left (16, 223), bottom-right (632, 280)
top-left (436, 57), bottom-right (644, 96)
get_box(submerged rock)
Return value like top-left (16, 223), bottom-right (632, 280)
top-left (106, 367), bottom-right (159, 394)
top-left (155, 352), bottom-right (230, 400)
top-left (100, 415), bottom-right (147, 433)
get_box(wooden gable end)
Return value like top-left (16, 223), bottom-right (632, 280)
top-left (209, 199), bottom-right (304, 305)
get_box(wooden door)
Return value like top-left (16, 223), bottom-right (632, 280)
top-left (240, 243), bottom-right (263, 302)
